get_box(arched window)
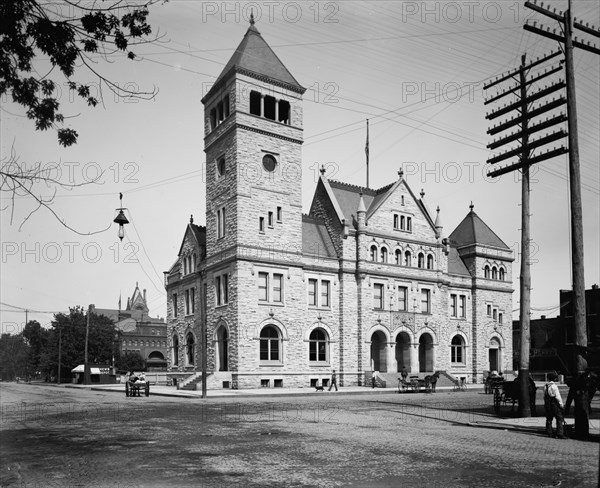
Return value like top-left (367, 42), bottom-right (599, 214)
top-left (370, 245), bottom-right (377, 262)
top-left (484, 265), bottom-right (490, 279)
top-left (427, 254), bottom-right (434, 269)
top-left (418, 252), bottom-right (425, 268)
top-left (172, 334), bottom-right (179, 366)
top-left (451, 335), bottom-right (465, 364)
top-left (186, 332), bottom-right (195, 365)
top-left (395, 249), bottom-right (402, 265)
top-left (309, 328), bottom-right (328, 362)
top-left (260, 325), bottom-right (281, 362)
top-left (404, 250), bottom-right (412, 267)
top-left (499, 268), bottom-right (505, 281)
top-left (380, 247), bottom-right (388, 263)
top-left (492, 266), bottom-right (498, 280)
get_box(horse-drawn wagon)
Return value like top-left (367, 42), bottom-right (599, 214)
top-left (398, 372), bottom-right (440, 393)
top-left (125, 376), bottom-right (150, 397)
top-left (493, 378), bottom-right (537, 415)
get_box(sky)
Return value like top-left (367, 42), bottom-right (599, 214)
top-left (1, 0), bottom-right (599, 334)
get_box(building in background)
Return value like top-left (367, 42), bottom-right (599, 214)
top-left (164, 19), bottom-right (514, 389)
top-left (96, 283), bottom-right (167, 371)
top-left (513, 285), bottom-right (600, 377)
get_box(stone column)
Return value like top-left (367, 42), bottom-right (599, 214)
top-left (411, 344), bottom-right (419, 373)
top-left (388, 343), bottom-right (397, 373)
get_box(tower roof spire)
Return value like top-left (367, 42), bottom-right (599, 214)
top-left (202, 19), bottom-right (305, 103)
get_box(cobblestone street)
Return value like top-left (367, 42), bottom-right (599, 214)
top-left (1, 383), bottom-right (598, 487)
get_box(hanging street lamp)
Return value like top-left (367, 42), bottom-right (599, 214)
top-left (113, 193), bottom-right (129, 241)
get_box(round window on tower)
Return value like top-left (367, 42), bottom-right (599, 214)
top-left (217, 158), bottom-right (226, 177)
top-left (262, 154), bottom-right (277, 173)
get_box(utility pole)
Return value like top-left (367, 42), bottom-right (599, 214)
top-left (57, 324), bottom-right (62, 384)
top-left (484, 50), bottom-right (568, 417)
top-left (201, 280), bottom-right (207, 399)
top-left (84, 304), bottom-right (92, 385)
top-left (365, 119), bottom-right (370, 189)
top-left (524, 0), bottom-right (600, 440)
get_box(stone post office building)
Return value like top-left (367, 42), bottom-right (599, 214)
top-left (164, 19), bottom-right (514, 389)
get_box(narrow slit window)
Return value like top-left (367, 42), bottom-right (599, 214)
top-left (250, 91), bottom-right (261, 116)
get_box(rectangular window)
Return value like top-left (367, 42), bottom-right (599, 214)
top-left (185, 289), bottom-right (190, 315)
top-left (259, 217), bottom-right (265, 232)
top-left (487, 304), bottom-right (492, 317)
top-left (398, 286), bottom-right (407, 311)
top-left (215, 274), bottom-right (228, 306)
top-left (277, 206), bottom-right (282, 222)
top-left (499, 312), bottom-right (503, 325)
top-left (273, 274), bottom-right (283, 303)
top-left (421, 289), bottom-right (430, 314)
top-left (407, 217), bottom-right (412, 232)
top-left (450, 294), bottom-right (457, 317)
top-left (493, 308), bottom-right (497, 321)
top-left (374, 283), bottom-right (384, 310)
top-left (321, 280), bottom-right (330, 308)
top-left (258, 272), bottom-right (269, 301)
top-left (268, 211), bottom-right (274, 227)
top-left (217, 207), bottom-right (226, 238)
top-left (172, 293), bottom-right (178, 317)
top-left (308, 278), bottom-right (317, 306)
top-left (393, 214), bottom-right (399, 229)
top-left (459, 295), bottom-right (466, 318)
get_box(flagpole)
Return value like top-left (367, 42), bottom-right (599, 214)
top-left (365, 119), bottom-right (370, 189)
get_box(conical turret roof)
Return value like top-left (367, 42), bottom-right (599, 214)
top-left (203, 20), bottom-right (304, 102)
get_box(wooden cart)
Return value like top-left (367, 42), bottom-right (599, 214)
top-left (125, 380), bottom-right (149, 397)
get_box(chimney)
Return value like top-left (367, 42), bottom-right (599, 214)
top-left (143, 289), bottom-right (147, 302)
top-left (541, 315), bottom-right (546, 320)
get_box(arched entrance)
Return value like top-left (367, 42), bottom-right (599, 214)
top-left (489, 337), bottom-right (501, 372)
top-left (418, 333), bottom-right (434, 372)
top-left (216, 326), bottom-right (228, 371)
top-left (395, 332), bottom-right (411, 372)
top-left (370, 331), bottom-right (387, 372)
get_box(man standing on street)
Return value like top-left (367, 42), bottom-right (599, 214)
top-left (544, 371), bottom-right (565, 439)
top-left (328, 369), bottom-right (338, 391)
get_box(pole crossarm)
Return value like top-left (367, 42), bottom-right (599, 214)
top-left (486, 129), bottom-right (567, 165)
top-left (487, 113), bottom-right (567, 149)
top-left (524, 23), bottom-right (600, 55)
top-left (484, 64), bottom-right (564, 105)
top-left (488, 146), bottom-right (568, 177)
top-left (487, 96), bottom-right (566, 135)
top-left (483, 50), bottom-right (561, 90)
top-left (486, 82), bottom-right (566, 120)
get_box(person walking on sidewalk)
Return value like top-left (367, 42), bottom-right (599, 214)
top-left (328, 370), bottom-right (338, 391)
top-left (544, 371), bottom-right (565, 439)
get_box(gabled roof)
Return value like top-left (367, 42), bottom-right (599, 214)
top-left (203, 22), bottom-right (304, 102)
top-left (449, 207), bottom-right (509, 250)
top-left (177, 222), bottom-right (206, 257)
top-left (324, 178), bottom-right (436, 231)
top-left (302, 215), bottom-right (337, 259)
top-left (326, 180), bottom-right (378, 222)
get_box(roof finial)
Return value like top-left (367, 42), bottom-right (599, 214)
top-left (190, 214), bottom-right (194, 224)
top-left (398, 167), bottom-right (404, 179)
top-left (320, 164), bottom-right (326, 176)
top-left (469, 201), bottom-right (474, 211)
top-left (420, 189), bottom-right (425, 198)
top-left (250, 9), bottom-right (255, 25)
